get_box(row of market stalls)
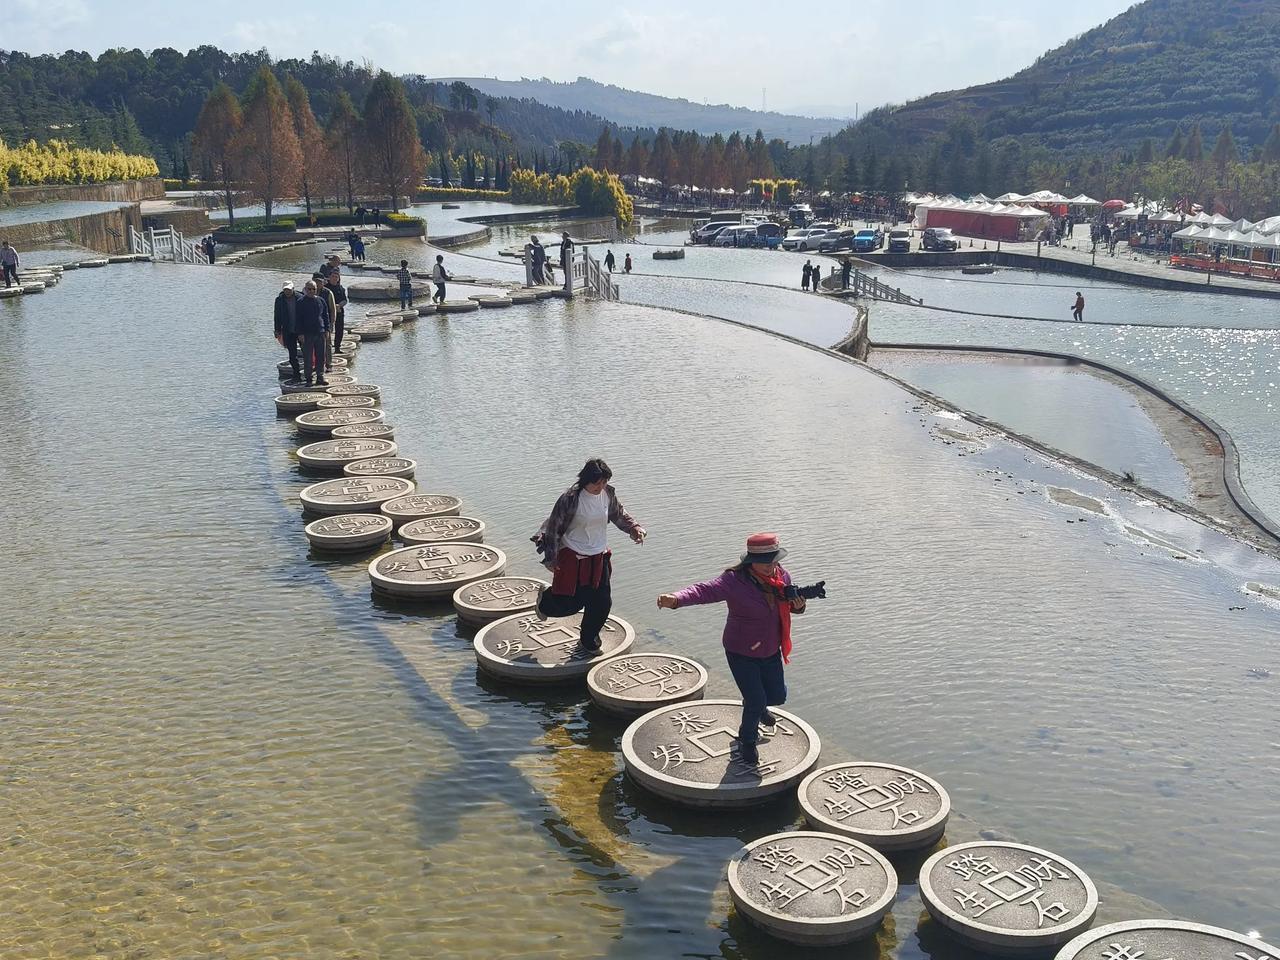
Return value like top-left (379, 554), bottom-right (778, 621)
top-left (905, 191), bottom-right (1104, 241)
top-left (1169, 214), bottom-right (1280, 278)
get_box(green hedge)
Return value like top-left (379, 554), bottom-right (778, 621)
top-left (220, 219), bottom-right (297, 234)
top-left (414, 187), bottom-right (511, 202)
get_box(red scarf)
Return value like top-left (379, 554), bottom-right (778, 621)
top-left (758, 571), bottom-right (793, 663)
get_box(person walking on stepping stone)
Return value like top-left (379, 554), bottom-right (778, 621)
top-left (530, 235), bottom-right (546, 284)
top-left (533, 458), bottom-right (646, 651)
top-left (432, 254), bottom-right (451, 304)
top-left (656, 533), bottom-right (806, 767)
top-left (327, 269), bottom-right (348, 354)
top-left (273, 279), bottom-right (301, 380)
top-left (397, 259), bottom-right (413, 310)
top-left (313, 272), bottom-right (337, 373)
top-left (1, 240), bottom-right (19, 287)
top-left (296, 281), bottom-right (328, 387)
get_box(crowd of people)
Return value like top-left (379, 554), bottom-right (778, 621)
top-left (271, 253), bottom-right (349, 387)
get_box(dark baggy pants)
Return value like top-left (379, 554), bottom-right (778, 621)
top-left (726, 650), bottom-right (787, 746)
top-left (284, 334), bottom-right (301, 379)
top-left (537, 556), bottom-right (612, 646)
top-left (333, 315), bottom-right (344, 353)
top-left (2, 264), bottom-right (16, 287)
top-left (434, 283), bottom-right (446, 303)
top-left (302, 331), bottom-right (325, 383)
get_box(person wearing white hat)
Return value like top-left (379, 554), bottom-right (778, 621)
top-left (273, 280), bottom-right (301, 381)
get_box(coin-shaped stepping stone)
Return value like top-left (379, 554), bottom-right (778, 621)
top-left (471, 294), bottom-right (513, 307)
top-left (329, 355), bottom-right (349, 369)
top-left (299, 476), bottom-right (414, 515)
top-left (621, 700), bottom-right (821, 808)
top-left (416, 303), bottom-right (438, 315)
top-left (368, 542), bottom-right (506, 599)
top-left (343, 456), bottom-right (416, 479)
top-left (728, 831), bottom-right (897, 946)
top-left (323, 373), bottom-right (358, 386)
top-left (294, 407), bottom-right (385, 436)
top-left (275, 391), bottom-right (331, 415)
top-left (332, 422), bottom-right (395, 440)
top-left (399, 514), bottom-right (484, 544)
top-left (587, 653), bottom-right (708, 716)
top-left (399, 309), bottom-right (418, 322)
top-left (277, 359), bottom-right (299, 378)
top-left (316, 394), bottom-right (376, 409)
top-left (341, 331), bottom-right (362, 342)
top-left (798, 762), bottom-right (950, 851)
top-left (326, 383), bottom-right (381, 401)
top-left (304, 513), bottom-right (392, 552)
top-left (279, 379), bottom-right (321, 394)
top-left (438, 300), bottom-right (480, 313)
top-left (380, 493), bottom-right (462, 528)
top-left (452, 576), bottom-right (547, 626)
top-left (510, 290), bottom-right (539, 304)
top-left (350, 324), bottom-right (391, 340)
top-left (473, 612), bottom-right (635, 684)
top-left (296, 437), bottom-right (397, 471)
top-left (918, 841), bottom-right (1098, 956)
top-left (1056, 920), bottom-right (1280, 960)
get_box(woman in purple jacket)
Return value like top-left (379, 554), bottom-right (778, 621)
top-left (657, 533), bottom-right (806, 766)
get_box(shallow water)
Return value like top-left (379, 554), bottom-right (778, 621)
top-left (869, 270), bottom-right (1280, 524)
top-left (2, 263), bottom-right (1279, 959)
top-left (871, 350), bottom-right (1195, 501)
top-left (0, 199), bottom-right (132, 227)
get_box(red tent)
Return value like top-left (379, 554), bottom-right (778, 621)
top-left (1102, 199), bottom-right (1127, 210)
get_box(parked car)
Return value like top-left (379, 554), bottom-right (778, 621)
top-left (691, 220), bottom-right (740, 244)
top-left (713, 224), bottom-right (762, 247)
top-left (887, 229), bottom-right (912, 253)
top-left (788, 203), bottom-right (814, 226)
top-left (922, 227), bottom-right (960, 251)
top-left (818, 228), bottom-right (858, 252)
top-left (782, 228), bottom-right (828, 251)
top-left (852, 228), bottom-right (884, 252)
top-left (756, 222), bottom-right (785, 248)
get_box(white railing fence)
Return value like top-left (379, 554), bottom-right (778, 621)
top-left (130, 224), bottom-right (209, 265)
top-left (520, 242), bottom-right (619, 300)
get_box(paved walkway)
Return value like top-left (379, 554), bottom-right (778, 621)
top-left (998, 226), bottom-right (1280, 297)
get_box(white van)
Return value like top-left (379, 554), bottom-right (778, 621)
top-left (691, 220), bottom-right (741, 243)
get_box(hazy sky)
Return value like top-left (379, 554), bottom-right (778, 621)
top-left (11, 0), bottom-right (1137, 117)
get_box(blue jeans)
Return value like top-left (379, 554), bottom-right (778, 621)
top-left (725, 651), bottom-right (786, 746)
top-left (400, 291), bottom-right (413, 309)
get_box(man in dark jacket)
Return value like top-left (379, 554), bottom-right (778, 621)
top-left (297, 281), bottom-right (328, 387)
top-left (326, 270), bottom-right (349, 354)
top-left (273, 280), bottom-right (301, 380)
top-left (559, 231), bottom-right (574, 273)
top-left (530, 235), bottom-right (546, 284)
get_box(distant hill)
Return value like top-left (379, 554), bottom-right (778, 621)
top-left (850, 0), bottom-right (1280, 154)
top-left (434, 76), bottom-right (846, 142)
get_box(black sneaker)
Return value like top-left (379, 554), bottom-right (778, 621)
top-left (578, 636), bottom-right (602, 652)
top-left (304, 379), bottom-right (313, 386)
top-left (760, 709), bottom-right (778, 730)
top-left (735, 739), bottom-right (760, 766)
top-left (315, 379), bottom-right (329, 387)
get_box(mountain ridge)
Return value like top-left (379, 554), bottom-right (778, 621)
top-left (432, 76), bottom-right (846, 142)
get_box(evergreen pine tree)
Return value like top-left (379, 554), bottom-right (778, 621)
top-left (1165, 124), bottom-right (1185, 159)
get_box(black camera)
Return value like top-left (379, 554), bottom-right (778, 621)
top-left (784, 581), bottom-right (826, 601)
